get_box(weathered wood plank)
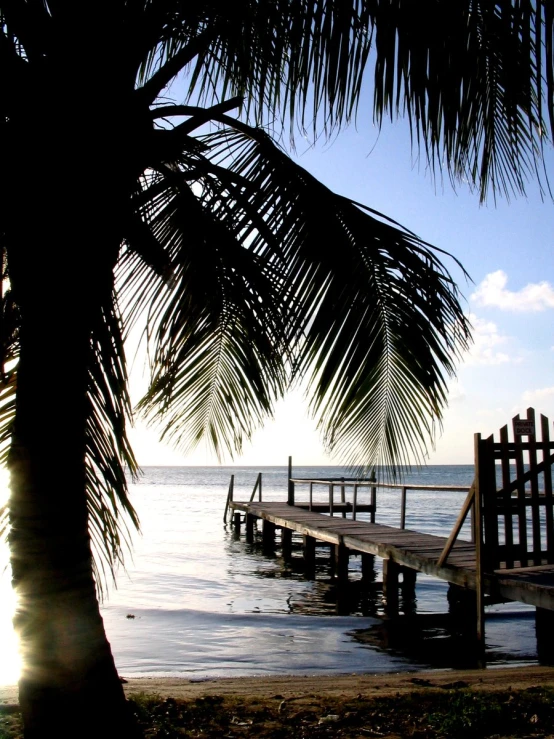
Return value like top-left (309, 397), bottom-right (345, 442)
top-left (500, 424), bottom-right (515, 568)
top-left (527, 408), bottom-right (542, 565)
top-left (513, 413), bottom-right (530, 566)
top-left (542, 414), bottom-right (554, 563)
top-left (229, 499), bottom-right (554, 610)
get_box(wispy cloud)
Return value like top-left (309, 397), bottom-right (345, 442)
top-left (463, 314), bottom-right (513, 365)
top-left (446, 380), bottom-right (465, 402)
top-left (471, 270), bottom-right (554, 312)
top-left (522, 386), bottom-right (554, 404)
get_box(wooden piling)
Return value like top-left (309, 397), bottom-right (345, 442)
top-left (304, 534), bottom-right (316, 577)
top-left (246, 513), bottom-right (255, 543)
top-left (401, 567), bottom-right (417, 598)
top-left (334, 542), bottom-right (349, 583)
top-left (262, 519), bottom-right (276, 550)
top-left (287, 456), bottom-right (294, 505)
top-left (281, 528), bottom-right (293, 559)
top-left (536, 607), bottom-right (554, 665)
top-left (383, 558), bottom-right (400, 616)
top-left (361, 553), bottom-right (375, 581)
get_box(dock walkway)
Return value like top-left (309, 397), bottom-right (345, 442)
top-left (226, 408), bottom-right (554, 661)
top-left (230, 499), bottom-right (554, 610)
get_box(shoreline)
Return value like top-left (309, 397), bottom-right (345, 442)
top-left (3, 665), bottom-right (554, 706)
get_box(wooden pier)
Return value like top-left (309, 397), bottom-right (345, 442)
top-left (226, 408), bottom-right (554, 662)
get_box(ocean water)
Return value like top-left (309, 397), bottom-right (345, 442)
top-left (0, 465), bottom-right (540, 685)
top-left (100, 465), bottom-right (538, 678)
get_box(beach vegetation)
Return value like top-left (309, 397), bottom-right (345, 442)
top-left (3, 685), bottom-right (554, 739)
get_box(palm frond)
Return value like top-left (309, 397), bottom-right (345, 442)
top-left (125, 116), bottom-right (470, 472)
top-left (370, 0), bottom-right (552, 201)
top-left (196, 122), bottom-right (471, 472)
top-left (134, 1), bottom-right (553, 202)
top-left (135, 0), bottom-right (372, 137)
top-left (126, 161), bottom-right (288, 459)
top-left (86, 295), bottom-right (140, 593)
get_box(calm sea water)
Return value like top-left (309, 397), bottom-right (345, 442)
top-left (93, 464), bottom-right (538, 679)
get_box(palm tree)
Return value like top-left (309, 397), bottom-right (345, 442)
top-left (0, 1), bottom-right (550, 737)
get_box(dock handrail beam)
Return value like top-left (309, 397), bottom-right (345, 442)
top-left (223, 474), bottom-right (234, 523)
top-left (290, 476), bottom-right (471, 529)
top-left (437, 482), bottom-right (476, 566)
top-left (249, 472), bottom-right (262, 502)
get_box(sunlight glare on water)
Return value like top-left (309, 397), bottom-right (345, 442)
top-left (0, 466), bottom-right (22, 686)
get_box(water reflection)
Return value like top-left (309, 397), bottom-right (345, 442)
top-left (236, 522), bottom-right (539, 669)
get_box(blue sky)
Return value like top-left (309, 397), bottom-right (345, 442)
top-left (128, 111), bottom-right (554, 467)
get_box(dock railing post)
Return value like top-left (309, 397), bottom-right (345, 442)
top-left (370, 469), bottom-right (376, 523)
top-left (474, 433), bottom-right (486, 665)
top-left (249, 472), bottom-right (262, 502)
top-left (287, 456), bottom-right (294, 505)
top-left (400, 486), bottom-right (407, 529)
top-left (224, 474), bottom-right (234, 523)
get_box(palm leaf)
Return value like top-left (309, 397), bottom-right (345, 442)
top-left (134, 1), bottom-right (553, 201)
top-left (370, 0), bottom-right (551, 201)
top-left (124, 162), bottom-right (288, 459)
top-left (127, 117), bottom-right (470, 472)
top-left (201, 122), bottom-right (471, 471)
top-left (86, 295), bottom-right (140, 592)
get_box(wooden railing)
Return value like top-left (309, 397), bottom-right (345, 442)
top-left (225, 465), bottom-right (471, 530)
top-left (289, 476), bottom-right (471, 527)
top-left (224, 471), bottom-right (262, 522)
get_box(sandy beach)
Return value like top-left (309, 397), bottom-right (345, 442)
top-left (122, 665), bottom-right (554, 701)
top-left (3, 665), bottom-right (553, 706)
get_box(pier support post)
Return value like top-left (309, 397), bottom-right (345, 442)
top-left (383, 558), bottom-right (400, 616)
top-left (303, 535), bottom-right (316, 578)
top-left (448, 584), bottom-right (477, 638)
top-left (246, 513), bottom-right (255, 543)
top-left (287, 456), bottom-right (294, 505)
top-left (233, 512), bottom-right (241, 532)
top-left (262, 519), bottom-right (276, 550)
top-left (281, 528), bottom-right (293, 560)
top-left (361, 553), bottom-right (375, 581)
top-left (401, 567), bottom-right (417, 598)
top-left (334, 543), bottom-right (349, 583)
top-left (447, 583), bottom-right (485, 666)
top-left (400, 567), bottom-right (417, 616)
top-left (536, 607), bottom-right (554, 665)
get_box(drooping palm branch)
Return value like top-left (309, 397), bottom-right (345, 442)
top-left (128, 118), bottom-right (470, 474)
top-left (139, 0), bottom-right (553, 200)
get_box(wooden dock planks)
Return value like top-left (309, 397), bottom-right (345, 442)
top-left (231, 500), bottom-right (554, 609)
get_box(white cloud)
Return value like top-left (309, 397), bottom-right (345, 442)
top-left (463, 314), bottom-right (513, 365)
top-left (515, 388), bottom-right (554, 422)
top-left (471, 270), bottom-right (554, 312)
top-left (446, 380), bottom-right (465, 402)
top-left (522, 386), bottom-right (554, 404)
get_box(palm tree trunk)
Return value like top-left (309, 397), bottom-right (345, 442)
top-left (4, 90), bottom-right (140, 732)
top-left (2, 38), bottom-right (147, 734)
top-left (7, 283), bottom-right (138, 738)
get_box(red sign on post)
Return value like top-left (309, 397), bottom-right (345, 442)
top-left (514, 420), bottom-right (535, 437)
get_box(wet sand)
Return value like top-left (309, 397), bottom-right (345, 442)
top-left (2, 665), bottom-right (553, 707)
